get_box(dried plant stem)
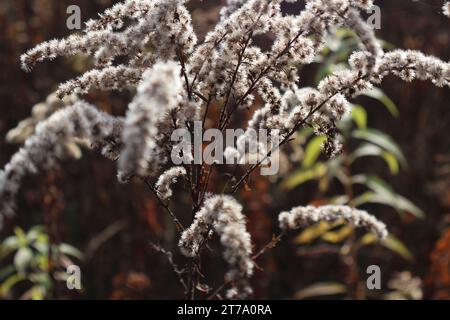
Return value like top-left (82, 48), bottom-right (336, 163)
top-left (143, 179), bottom-right (185, 231)
top-left (218, 30), bottom-right (254, 130)
top-left (252, 233), bottom-right (284, 260)
top-left (151, 243), bottom-right (187, 292)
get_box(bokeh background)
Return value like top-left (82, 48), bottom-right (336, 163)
top-left (0, 0), bottom-right (449, 299)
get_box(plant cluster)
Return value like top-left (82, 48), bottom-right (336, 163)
top-left (0, 0), bottom-right (449, 299)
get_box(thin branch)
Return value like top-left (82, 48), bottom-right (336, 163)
top-left (202, 94), bottom-right (212, 128)
top-left (176, 45), bottom-right (192, 100)
top-left (150, 243), bottom-right (187, 291)
top-left (193, 91), bottom-right (209, 103)
top-left (207, 281), bottom-right (228, 300)
top-left (218, 30), bottom-right (253, 130)
top-left (143, 178), bottom-right (185, 231)
top-left (197, 163), bottom-right (216, 211)
top-left (252, 233), bottom-right (284, 260)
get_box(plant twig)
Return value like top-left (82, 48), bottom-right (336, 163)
top-left (150, 243), bottom-right (188, 292)
top-left (252, 233), bottom-right (284, 260)
top-left (143, 178), bottom-right (185, 231)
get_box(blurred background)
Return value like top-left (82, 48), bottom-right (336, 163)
top-left (0, 0), bottom-right (449, 300)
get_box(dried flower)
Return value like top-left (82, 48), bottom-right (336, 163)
top-left (57, 65), bottom-right (146, 98)
top-left (179, 195), bottom-right (254, 298)
top-left (386, 271), bottom-right (423, 300)
top-left (0, 101), bottom-right (123, 227)
top-left (155, 166), bottom-right (187, 201)
top-left (2, 0), bottom-right (449, 299)
top-left (118, 60), bottom-right (184, 179)
top-left (5, 92), bottom-right (86, 159)
top-left (279, 205), bottom-right (388, 239)
top-left (443, 2), bottom-right (450, 17)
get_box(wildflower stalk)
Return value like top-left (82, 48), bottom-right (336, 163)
top-left (2, 0), bottom-right (449, 300)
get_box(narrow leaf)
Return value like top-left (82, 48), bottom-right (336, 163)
top-left (351, 105), bottom-right (367, 129)
top-left (303, 135), bottom-right (327, 167)
top-left (382, 234), bottom-right (414, 261)
top-left (295, 282), bottom-right (347, 299)
top-left (363, 87), bottom-right (399, 117)
top-left (352, 129), bottom-right (407, 167)
top-left (282, 163), bottom-right (327, 189)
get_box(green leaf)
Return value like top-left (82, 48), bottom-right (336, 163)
top-left (14, 247), bottom-right (33, 273)
top-left (14, 227), bottom-right (28, 247)
top-left (382, 151), bottom-right (400, 175)
top-left (294, 221), bottom-right (336, 244)
top-left (322, 225), bottom-right (354, 243)
top-left (31, 230), bottom-right (49, 255)
top-left (350, 143), bottom-right (382, 161)
top-left (32, 240), bottom-right (48, 255)
top-left (36, 254), bottom-right (49, 272)
top-left (349, 143), bottom-right (400, 175)
top-left (357, 233), bottom-right (414, 261)
top-left (58, 243), bottom-right (84, 261)
top-left (351, 105), bottom-right (367, 129)
top-left (352, 129), bottom-right (407, 167)
top-left (352, 175), bottom-right (393, 194)
top-left (30, 272), bottom-right (52, 289)
top-left (282, 163), bottom-right (327, 190)
top-left (295, 282), bottom-right (347, 299)
top-left (335, 28), bottom-right (358, 39)
top-left (303, 135), bottom-right (327, 167)
top-left (0, 273), bottom-right (26, 297)
top-left (297, 126), bottom-right (315, 138)
top-left (0, 236), bottom-right (19, 259)
top-left (357, 233), bottom-right (379, 248)
top-left (351, 144), bottom-right (392, 171)
top-left (350, 175), bottom-right (424, 218)
top-left (26, 225), bottom-right (45, 243)
top-left (381, 234), bottom-right (414, 261)
top-left (328, 195), bottom-right (350, 205)
top-left (26, 285), bottom-right (46, 300)
top-left (363, 87), bottom-right (399, 117)
top-left (2, 236), bottom-right (19, 250)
